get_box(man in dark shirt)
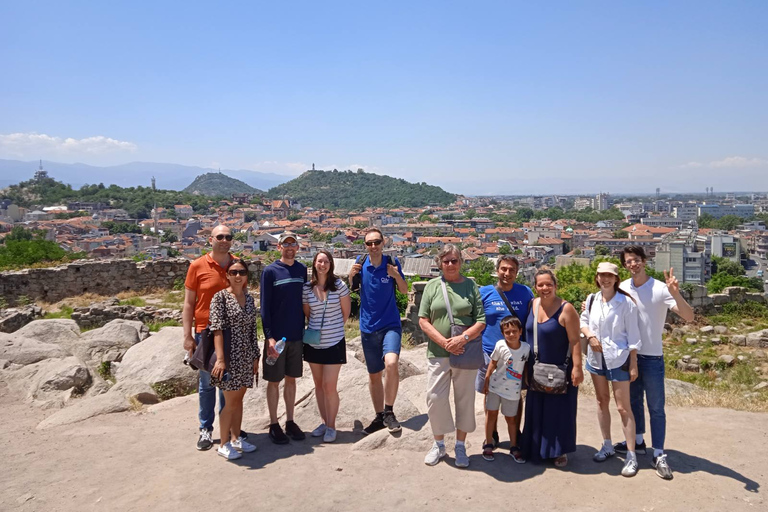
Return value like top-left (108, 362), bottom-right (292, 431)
top-left (260, 232), bottom-right (308, 444)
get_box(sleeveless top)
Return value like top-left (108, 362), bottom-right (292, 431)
top-left (525, 301), bottom-right (571, 366)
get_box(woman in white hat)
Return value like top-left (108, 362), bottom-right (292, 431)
top-left (580, 261), bottom-right (642, 477)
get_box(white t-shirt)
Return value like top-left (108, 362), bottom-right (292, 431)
top-left (619, 278), bottom-right (676, 356)
top-left (488, 340), bottom-right (530, 401)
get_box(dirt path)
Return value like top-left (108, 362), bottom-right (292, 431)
top-left (0, 381), bottom-right (764, 512)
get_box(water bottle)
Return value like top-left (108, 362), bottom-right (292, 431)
top-left (266, 337), bottom-right (286, 365)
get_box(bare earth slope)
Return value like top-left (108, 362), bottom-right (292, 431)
top-left (0, 378), bottom-right (764, 512)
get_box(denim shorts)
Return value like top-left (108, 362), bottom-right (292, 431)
top-left (361, 327), bottom-right (402, 374)
top-left (586, 355), bottom-right (631, 382)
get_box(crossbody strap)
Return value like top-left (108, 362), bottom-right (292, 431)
top-left (534, 298), bottom-right (572, 364)
top-left (440, 278), bottom-right (455, 327)
top-left (319, 296), bottom-right (328, 329)
top-left (495, 285), bottom-right (515, 316)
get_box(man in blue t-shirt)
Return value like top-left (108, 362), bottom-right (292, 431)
top-left (349, 227), bottom-right (408, 435)
top-left (260, 231), bottom-right (308, 445)
top-left (478, 255), bottom-right (533, 446)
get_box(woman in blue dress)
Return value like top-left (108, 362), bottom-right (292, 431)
top-left (521, 269), bottom-right (584, 467)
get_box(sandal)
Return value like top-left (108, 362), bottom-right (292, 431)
top-left (509, 446), bottom-right (526, 464)
top-left (482, 443), bottom-right (495, 461)
top-left (554, 454), bottom-right (568, 468)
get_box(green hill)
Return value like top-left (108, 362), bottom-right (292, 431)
top-left (267, 169), bottom-right (457, 208)
top-left (182, 172), bottom-right (263, 197)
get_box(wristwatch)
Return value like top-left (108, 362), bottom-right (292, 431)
top-left (463, 334), bottom-right (470, 341)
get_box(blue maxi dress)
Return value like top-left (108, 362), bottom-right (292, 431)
top-left (521, 301), bottom-right (579, 462)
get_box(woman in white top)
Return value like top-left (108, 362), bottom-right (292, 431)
top-left (302, 250), bottom-right (351, 443)
top-left (580, 262), bottom-right (642, 477)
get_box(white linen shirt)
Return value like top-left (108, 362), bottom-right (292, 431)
top-left (580, 292), bottom-right (642, 370)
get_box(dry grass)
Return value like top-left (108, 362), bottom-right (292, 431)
top-left (345, 318), bottom-right (361, 340)
top-left (577, 365), bottom-right (768, 413)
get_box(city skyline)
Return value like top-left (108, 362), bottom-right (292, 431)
top-left (1, 1), bottom-right (767, 195)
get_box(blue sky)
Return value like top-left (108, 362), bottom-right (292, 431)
top-left (1, 1), bottom-right (766, 195)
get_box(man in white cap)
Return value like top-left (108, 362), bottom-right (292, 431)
top-left (260, 231), bottom-right (308, 444)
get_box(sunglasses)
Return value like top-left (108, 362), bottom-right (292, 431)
top-left (215, 234), bottom-right (233, 241)
top-left (228, 269), bottom-right (248, 276)
top-left (281, 242), bottom-right (298, 248)
top-left (365, 239), bottom-right (383, 247)
top-left (442, 258), bottom-right (459, 265)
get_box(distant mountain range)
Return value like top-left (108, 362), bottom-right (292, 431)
top-left (0, 159), bottom-right (293, 191)
top-left (182, 172), bottom-right (262, 196)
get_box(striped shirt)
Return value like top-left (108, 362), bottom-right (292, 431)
top-left (303, 278), bottom-right (350, 349)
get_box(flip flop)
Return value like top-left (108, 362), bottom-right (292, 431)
top-left (554, 454), bottom-right (568, 468)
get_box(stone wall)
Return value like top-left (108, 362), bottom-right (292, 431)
top-left (683, 285), bottom-right (766, 315)
top-left (0, 258), bottom-right (191, 306)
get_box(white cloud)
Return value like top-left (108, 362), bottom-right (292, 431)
top-left (709, 156), bottom-right (768, 168)
top-left (0, 132), bottom-right (138, 158)
top-left (676, 156), bottom-right (767, 169)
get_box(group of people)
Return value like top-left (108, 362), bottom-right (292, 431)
top-left (183, 226), bottom-right (408, 460)
top-left (183, 225), bottom-right (693, 480)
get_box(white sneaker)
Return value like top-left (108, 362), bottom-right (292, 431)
top-left (622, 457), bottom-right (639, 477)
top-left (217, 442), bottom-right (242, 460)
top-left (323, 427), bottom-right (337, 443)
top-left (454, 443), bottom-right (469, 468)
top-left (232, 436), bottom-right (257, 453)
top-left (311, 423), bottom-right (327, 437)
top-left (424, 442), bottom-right (446, 466)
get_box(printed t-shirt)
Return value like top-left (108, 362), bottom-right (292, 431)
top-left (260, 260), bottom-right (307, 342)
top-left (184, 252), bottom-right (232, 333)
top-left (488, 340), bottom-right (529, 401)
top-left (359, 255), bottom-right (405, 333)
top-left (418, 277), bottom-right (486, 359)
top-left (619, 277), bottom-right (676, 356)
top-left (480, 283), bottom-right (534, 354)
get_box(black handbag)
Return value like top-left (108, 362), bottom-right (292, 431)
top-left (529, 299), bottom-right (570, 394)
top-left (440, 278), bottom-right (484, 370)
top-left (188, 297), bottom-right (232, 372)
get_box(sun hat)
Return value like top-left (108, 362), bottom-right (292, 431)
top-left (596, 261), bottom-right (619, 276)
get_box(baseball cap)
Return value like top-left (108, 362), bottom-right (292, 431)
top-left (278, 231), bottom-right (298, 244)
top-left (596, 261), bottom-right (619, 275)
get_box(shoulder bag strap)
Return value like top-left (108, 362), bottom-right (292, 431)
top-left (533, 298), bottom-right (539, 359)
top-left (495, 285), bottom-right (515, 315)
top-left (440, 278), bottom-right (455, 327)
top-left (319, 296), bottom-right (328, 329)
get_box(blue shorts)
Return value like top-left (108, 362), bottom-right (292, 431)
top-left (361, 327), bottom-right (402, 374)
top-left (586, 356), bottom-right (631, 382)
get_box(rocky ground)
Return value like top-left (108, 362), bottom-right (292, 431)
top-left (0, 320), bottom-right (766, 511)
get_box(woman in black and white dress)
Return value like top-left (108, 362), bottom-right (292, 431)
top-left (303, 249), bottom-right (351, 443)
top-left (210, 258), bottom-right (260, 461)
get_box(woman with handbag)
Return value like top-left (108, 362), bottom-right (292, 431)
top-left (580, 261), bottom-right (641, 477)
top-left (521, 269), bottom-right (584, 468)
top-left (302, 250), bottom-right (351, 443)
top-left (418, 245), bottom-right (486, 468)
top-left (209, 259), bottom-right (261, 461)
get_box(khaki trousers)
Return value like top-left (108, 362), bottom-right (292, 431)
top-left (426, 357), bottom-right (477, 436)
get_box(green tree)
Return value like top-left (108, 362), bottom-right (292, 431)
top-left (464, 208), bottom-right (477, 220)
top-left (461, 257), bottom-right (495, 286)
top-left (499, 244), bottom-right (510, 255)
top-left (613, 229), bottom-right (629, 239)
top-left (594, 245), bottom-right (610, 256)
top-left (712, 256), bottom-right (745, 277)
top-left (233, 232), bottom-right (248, 243)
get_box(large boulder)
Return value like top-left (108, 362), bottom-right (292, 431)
top-left (0, 333), bottom-right (69, 365)
top-left (115, 327), bottom-right (197, 399)
top-left (14, 319), bottom-right (81, 344)
top-left (32, 356), bottom-right (90, 394)
top-left (72, 319), bottom-right (148, 365)
top-left (665, 378), bottom-right (698, 397)
top-left (36, 392), bottom-right (131, 430)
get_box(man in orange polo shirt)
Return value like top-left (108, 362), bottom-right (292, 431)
top-left (183, 225), bottom-right (234, 451)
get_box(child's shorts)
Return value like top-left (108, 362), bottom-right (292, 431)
top-left (485, 392), bottom-right (519, 417)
